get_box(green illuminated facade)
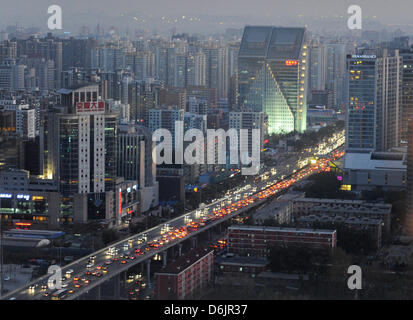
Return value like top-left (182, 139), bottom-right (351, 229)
top-left (238, 26), bottom-right (308, 134)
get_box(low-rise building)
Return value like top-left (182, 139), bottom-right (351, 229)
top-left (215, 255), bottom-right (269, 277)
top-left (292, 198), bottom-right (391, 235)
top-left (228, 225), bottom-right (337, 257)
top-left (343, 151), bottom-right (407, 191)
top-left (155, 247), bottom-right (214, 300)
top-left (295, 215), bottom-right (383, 249)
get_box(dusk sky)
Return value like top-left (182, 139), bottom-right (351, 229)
top-left (1, 0), bottom-right (412, 33)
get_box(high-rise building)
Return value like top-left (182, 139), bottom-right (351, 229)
top-left (400, 51), bottom-right (413, 146)
top-left (346, 51), bottom-right (402, 152)
top-left (43, 84), bottom-right (117, 222)
top-left (308, 40), bottom-right (326, 91)
top-left (238, 26), bottom-right (308, 134)
top-left (117, 124), bottom-right (158, 212)
top-left (229, 111), bottom-right (266, 154)
top-left (406, 119), bottom-right (413, 235)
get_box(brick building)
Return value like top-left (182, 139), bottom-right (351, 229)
top-left (228, 225), bottom-right (336, 257)
top-left (155, 247), bottom-right (214, 300)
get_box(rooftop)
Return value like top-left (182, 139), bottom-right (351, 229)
top-left (344, 151), bottom-right (406, 170)
top-left (228, 225), bottom-right (336, 235)
top-left (155, 246), bottom-right (213, 275)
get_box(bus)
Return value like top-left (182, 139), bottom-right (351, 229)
top-left (51, 289), bottom-right (68, 300)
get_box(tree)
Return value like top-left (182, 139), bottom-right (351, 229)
top-left (269, 245), bottom-right (331, 274)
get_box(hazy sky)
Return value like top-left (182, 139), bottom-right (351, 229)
top-left (1, 0), bottom-right (412, 32)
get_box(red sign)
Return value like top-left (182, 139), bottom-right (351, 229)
top-left (285, 60), bottom-right (298, 66)
top-left (76, 101), bottom-right (105, 113)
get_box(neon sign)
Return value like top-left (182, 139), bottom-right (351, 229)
top-left (76, 101), bottom-right (105, 113)
top-left (285, 60), bottom-right (298, 66)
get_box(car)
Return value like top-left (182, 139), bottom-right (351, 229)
top-left (65, 269), bottom-right (74, 277)
top-left (120, 260), bottom-right (128, 264)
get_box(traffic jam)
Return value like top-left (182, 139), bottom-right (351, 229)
top-left (34, 148), bottom-right (344, 300)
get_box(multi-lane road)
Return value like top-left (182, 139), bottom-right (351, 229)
top-left (2, 144), bottom-right (344, 300)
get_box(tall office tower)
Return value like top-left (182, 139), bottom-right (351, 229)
top-left (166, 48), bottom-right (177, 87)
top-left (62, 38), bottom-right (97, 71)
top-left (228, 72), bottom-right (239, 111)
top-left (174, 53), bottom-right (187, 87)
top-left (16, 34), bottom-right (62, 89)
top-left (187, 96), bottom-right (208, 115)
top-left (121, 74), bottom-right (133, 105)
top-left (229, 111), bottom-right (266, 153)
top-left (376, 50), bottom-right (403, 151)
top-left (56, 84), bottom-right (117, 194)
top-left (219, 46), bottom-right (230, 100)
top-left (400, 51), bottom-right (413, 146)
top-left (128, 79), bottom-right (161, 124)
top-left (194, 52), bottom-right (206, 86)
top-left (183, 112), bottom-right (208, 184)
top-left (203, 48), bottom-right (220, 92)
top-left (308, 40), bottom-right (326, 91)
top-left (407, 120), bottom-right (413, 235)
top-left (0, 40), bottom-right (17, 64)
top-left (325, 43), bottom-right (350, 109)
top-left (117, 124), bottom-right (158, 211)
top-left (0, 58), bottom-right (25, 90)
top-left (91, 46), bottom-right (125, 73)
top-left (347, 51), bottom-right (403, 152)
top-left (42, 84), bottom-right (118, 222)
top-left (29, 58), bottom-right (56, 91)
top-left (159, 87), bottom-right (187, 110)
top-left (187, 86), bottom-right (217, 107)
top-left (238, 26), bottom-right (308, 134)
top-left (155, 47), bottom-right (168, 83)
top-left (228, 44), bottom-right (239, 79)
top-left (148, 108), bottom-right (185, 136)
top-left (128, 50), bottom-right (156, 80)
top-left (186, 53), bottom-right (196, 87)
top-left (61, 67), bottom-right (87, 88)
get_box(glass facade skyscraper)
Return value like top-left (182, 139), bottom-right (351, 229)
top-left (347, 55), bottom-right (377, 151)
top-left (347, 51), bottom-right (402, 152)
top-left (238, 26), bottom-right (307, 134)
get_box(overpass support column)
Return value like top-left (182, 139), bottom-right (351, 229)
top-left (114, 273), bottom-right (120, 299)
top-left (146, 259), bottom-right (151, 288)
top-left (96, 285), bottom-right (101, 300)
top-left (191, 236), bottom-right (197, 248)
top-left (162, 251), bottom-right (167, 268)
top-left (91, 284), bottom-right (101, 300)
top-left (178, 243), bottom-right (183, 257)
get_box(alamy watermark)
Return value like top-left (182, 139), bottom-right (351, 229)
top-left (152, 121), bottom-right (261, 175)
top-left (47, 5), bottom-right (62, 30)
top-left (347, 265), bottom-right (362, 290)
top-left (347, 5), bottom-right (362, 30)
top-left (47, 265), bottom-right (62, 290)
